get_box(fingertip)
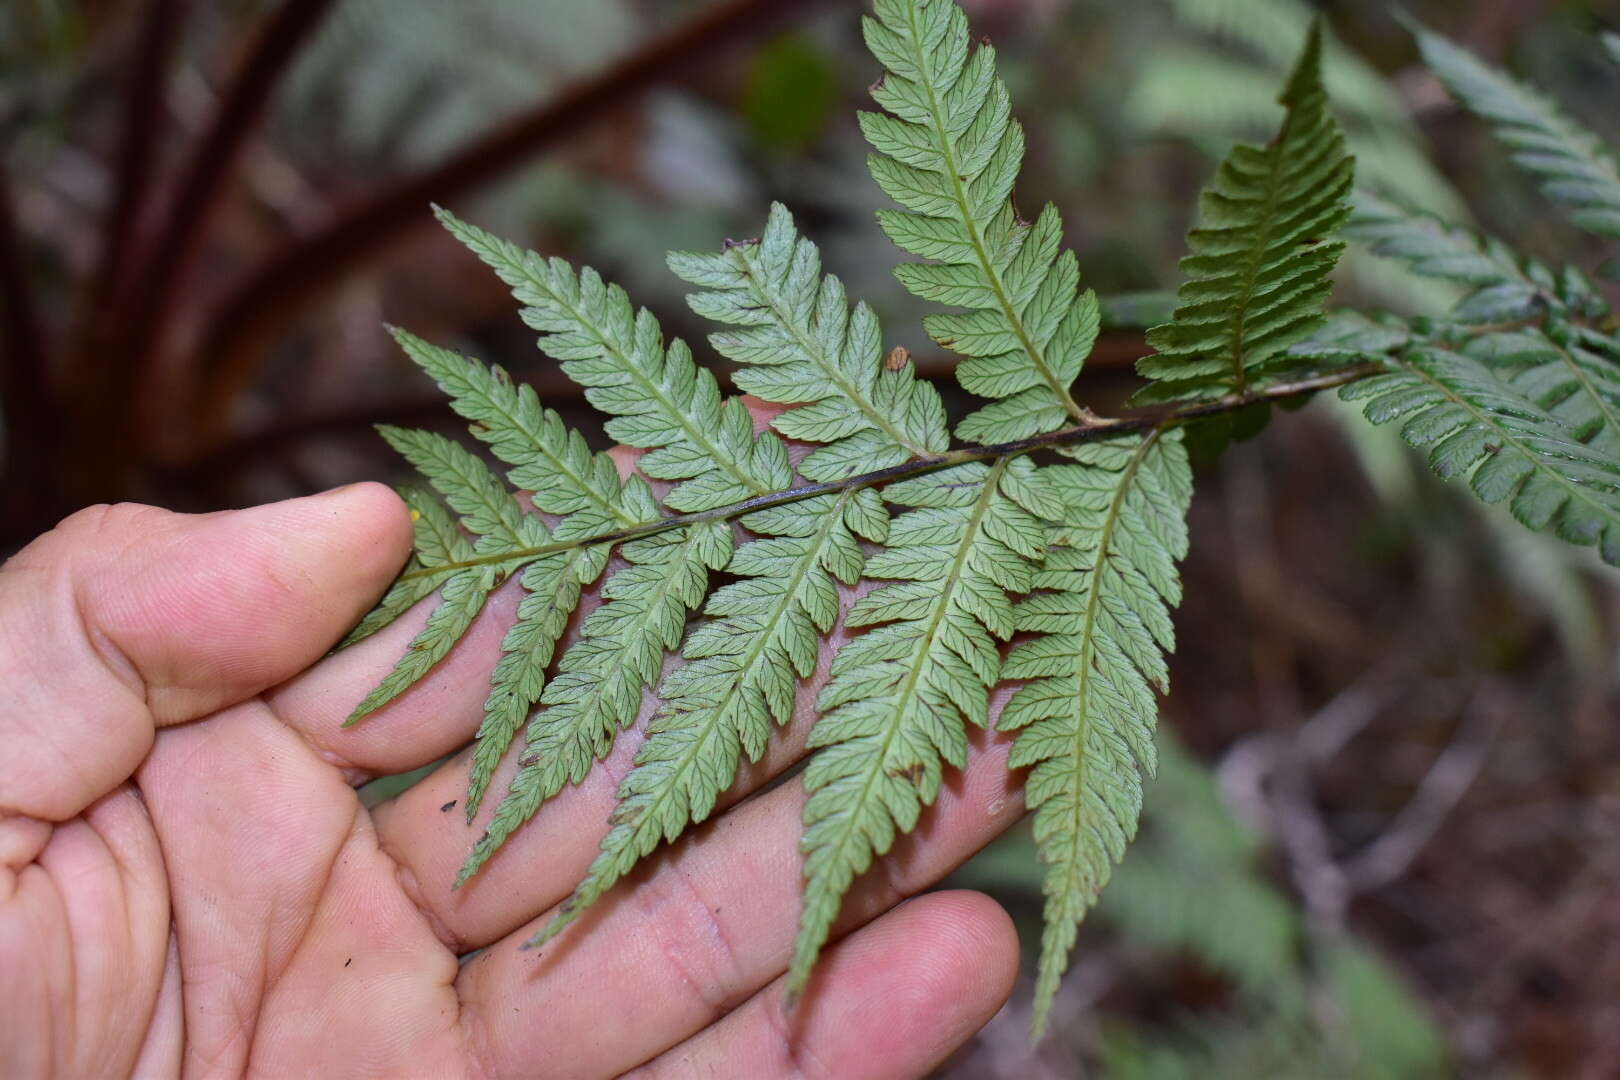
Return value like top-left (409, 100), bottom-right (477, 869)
top-left (922, 889), bottom-right (1020, 1007)
top-left (636, 890), bottom-right (1020, 1080)
top-left (304, 481), bottom-right (415, 584)
top-left (101, 485), bottom-right (415, 723)
top-left (849, 889), bottom-right (1018, 1019)
top-left (821, 890), bottom-right (1018, 1073)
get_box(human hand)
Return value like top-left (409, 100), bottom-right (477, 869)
top-left (0, 482), bottom-right (1023, 1078)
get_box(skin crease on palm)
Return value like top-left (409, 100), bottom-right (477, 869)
top-left (0, 400), bottom-right (1033, 1079)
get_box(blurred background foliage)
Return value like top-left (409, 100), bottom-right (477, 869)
top-left (5, 0), bottom-right (1620, 1074)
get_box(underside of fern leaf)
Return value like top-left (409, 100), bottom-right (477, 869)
top-left (862, 0), bottom-right (1098, 443)
top-left (1004, 431), bottom-right (1192, 1036)
top-left (335, 1), bottom-right (1369, 1045)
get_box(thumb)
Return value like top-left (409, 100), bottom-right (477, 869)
top-left (0, 483), bottom-right (411, 821)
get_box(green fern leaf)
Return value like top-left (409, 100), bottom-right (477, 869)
top-left (789, 458), bottom-right (1047, 997)
top-left (862, 0), bottom-right (1098, 441)
top-left (527, 491), bottom-right (868, 948)
top-left (389, 326), bottom-right (653, 542)
top-left (1343, 343), bottom-right (1620, 565)
top-left (333, 1), bottom-right (1383, 1042)
top-left (1412, 21), bottom-right (1620, 239)
top-left (460, 520), bottom-right (734, 884)
top-left (1135, 20), bottom-right (1353, 404)
top-left (667, 201), bottom-right (949, 480)
top-left (1346, 189), bottom-right (1607, 323)
top-left (383, 330), bottom-right (658, 814)
top-left (1001, 430), bottom-right (1192, 1038)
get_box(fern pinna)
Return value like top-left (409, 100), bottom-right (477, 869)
top-left (338, 0), bottom-right (1620, 1039)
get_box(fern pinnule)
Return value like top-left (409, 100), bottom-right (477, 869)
top-left (1411, 20), bottom-right (1620, 240)
top-left (668, 201), bottom-right (949, 480)
top-left (1134, 20), bottom-right (1353, 404)
top-left (862, 0), bottom-right (1099, 443)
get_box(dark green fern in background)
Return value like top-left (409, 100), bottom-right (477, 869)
top-left (338, 0), bottom-right (1620, 1043)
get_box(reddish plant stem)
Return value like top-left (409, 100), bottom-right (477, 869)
top-left (0, 161), bottom-right (60, 527)
top-left (88, 0), bottom-right (191, 315)
top-left (102, 0), bottom-right (340, 452)
top-left (183, 0), bottom-right (830, 448)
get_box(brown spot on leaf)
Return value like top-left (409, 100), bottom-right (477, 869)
top-left (885, 345), bottom-right (911, 372)
top-left (889, 761), bottom-right (926, 786)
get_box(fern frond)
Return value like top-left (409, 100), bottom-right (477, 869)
top-left (1135, 21), bottom-right (1353, 404)
top-left (527, 490), bottom-right (873, 948)
top-left (333, 2), bottom-right (1373, 1043)
top-left (862, 0), bottom-right (1098, 441)
top-left (667, 202), bottom-right (949, 480)
top-left (789, 458), bottom-right (1048, 997)
top-left (1345, 189), bottom-right (1607, 323)
top-left (1343, 344), bottom-right (1620, 565)
top-left (1412, 21), bottom-right (1620, 239)
top-left (1001, 429), bottom-right (1193, 1038)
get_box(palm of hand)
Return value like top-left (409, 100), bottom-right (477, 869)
top-left (1, 486), bottom-right (1017, 1079)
